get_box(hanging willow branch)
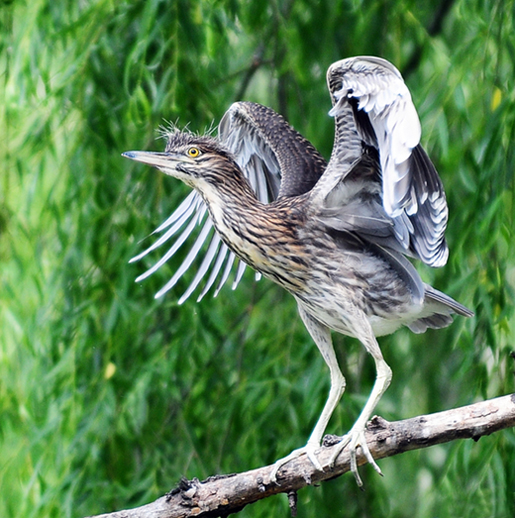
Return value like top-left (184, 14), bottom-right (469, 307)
top-left (85, 393), bottom-right (515, 518)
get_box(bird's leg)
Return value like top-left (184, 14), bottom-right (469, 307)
top-left (329, 313), bottom-right (392, 486)
top-left (270, 304), bottom-right (346, 483)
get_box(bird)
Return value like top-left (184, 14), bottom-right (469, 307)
top-left (123, 56), bottom-right (473, 486)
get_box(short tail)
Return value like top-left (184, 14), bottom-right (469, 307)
top-left (408, 284), bottom-right (474, 334)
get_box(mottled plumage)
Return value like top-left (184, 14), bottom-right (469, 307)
top-left (123, 56), bottom-right (473, 485)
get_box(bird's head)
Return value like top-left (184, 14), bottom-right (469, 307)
top-left (123, 131), bottom-right (237, 189)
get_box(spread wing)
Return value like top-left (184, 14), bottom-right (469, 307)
top-left (320, 56), bottom-right (449, 267)
top-left (222, 102), bottom-right (326, 199)
top-left (130, 102), bottom-right (326, 302)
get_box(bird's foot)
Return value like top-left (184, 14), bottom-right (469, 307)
top-left (329, 428), bottom-right (382, 487)
top-left (269, 442), bottom-right (324, 484)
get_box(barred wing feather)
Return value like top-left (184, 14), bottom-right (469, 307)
top-left (325, 56), bottom-right (449, 267)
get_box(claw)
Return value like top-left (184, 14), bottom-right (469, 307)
top-left (330, 429), bottom-right (382, 487)
top-left (269, 442), bottom-right (324, 484)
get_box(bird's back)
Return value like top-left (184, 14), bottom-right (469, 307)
top-left (239, 194), bottom-right (472, 339)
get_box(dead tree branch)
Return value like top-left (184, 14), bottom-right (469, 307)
top-left (85, 393), bottom-right (515, 518)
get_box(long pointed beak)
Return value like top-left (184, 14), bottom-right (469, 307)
top-left (122, 151), bottom-right (176, 169)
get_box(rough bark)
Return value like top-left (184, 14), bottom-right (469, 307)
top-left (85, 393), bottom-right (515, 518)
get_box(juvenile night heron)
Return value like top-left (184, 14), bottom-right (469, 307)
top-left (123, 56), bottom-right (473, 485)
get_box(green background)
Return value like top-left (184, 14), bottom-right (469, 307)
top-left (1, 0), bottom-right (514, 516)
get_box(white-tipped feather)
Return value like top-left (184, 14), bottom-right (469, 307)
top-left (326, 56), bottom-right (448, 265)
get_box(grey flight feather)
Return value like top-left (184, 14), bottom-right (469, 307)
top-left (325, 56), bottom-right (449, 267)
top-left (220, 102), bottom-right (327, 199)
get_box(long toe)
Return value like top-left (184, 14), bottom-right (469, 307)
top-left (330, 430), bottom-right (382, 487)
top-left (269, 442), bottom-right (324, 484)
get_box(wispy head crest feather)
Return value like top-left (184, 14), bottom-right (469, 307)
top-left (158, 119), bottom-right (217, 141)
top-left (155, 120), bottom-right (234, 161)
top-left (157, 119), bottom-right (193, 141)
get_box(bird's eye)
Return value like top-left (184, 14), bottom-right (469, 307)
top-left (187, 147), bottom-right (201, 158)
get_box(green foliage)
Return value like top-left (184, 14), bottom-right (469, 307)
top-left (1, 0), bottom-right (514, 516)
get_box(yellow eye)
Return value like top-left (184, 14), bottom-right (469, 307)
top-left (187, 147), bottom-right (201, 158)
